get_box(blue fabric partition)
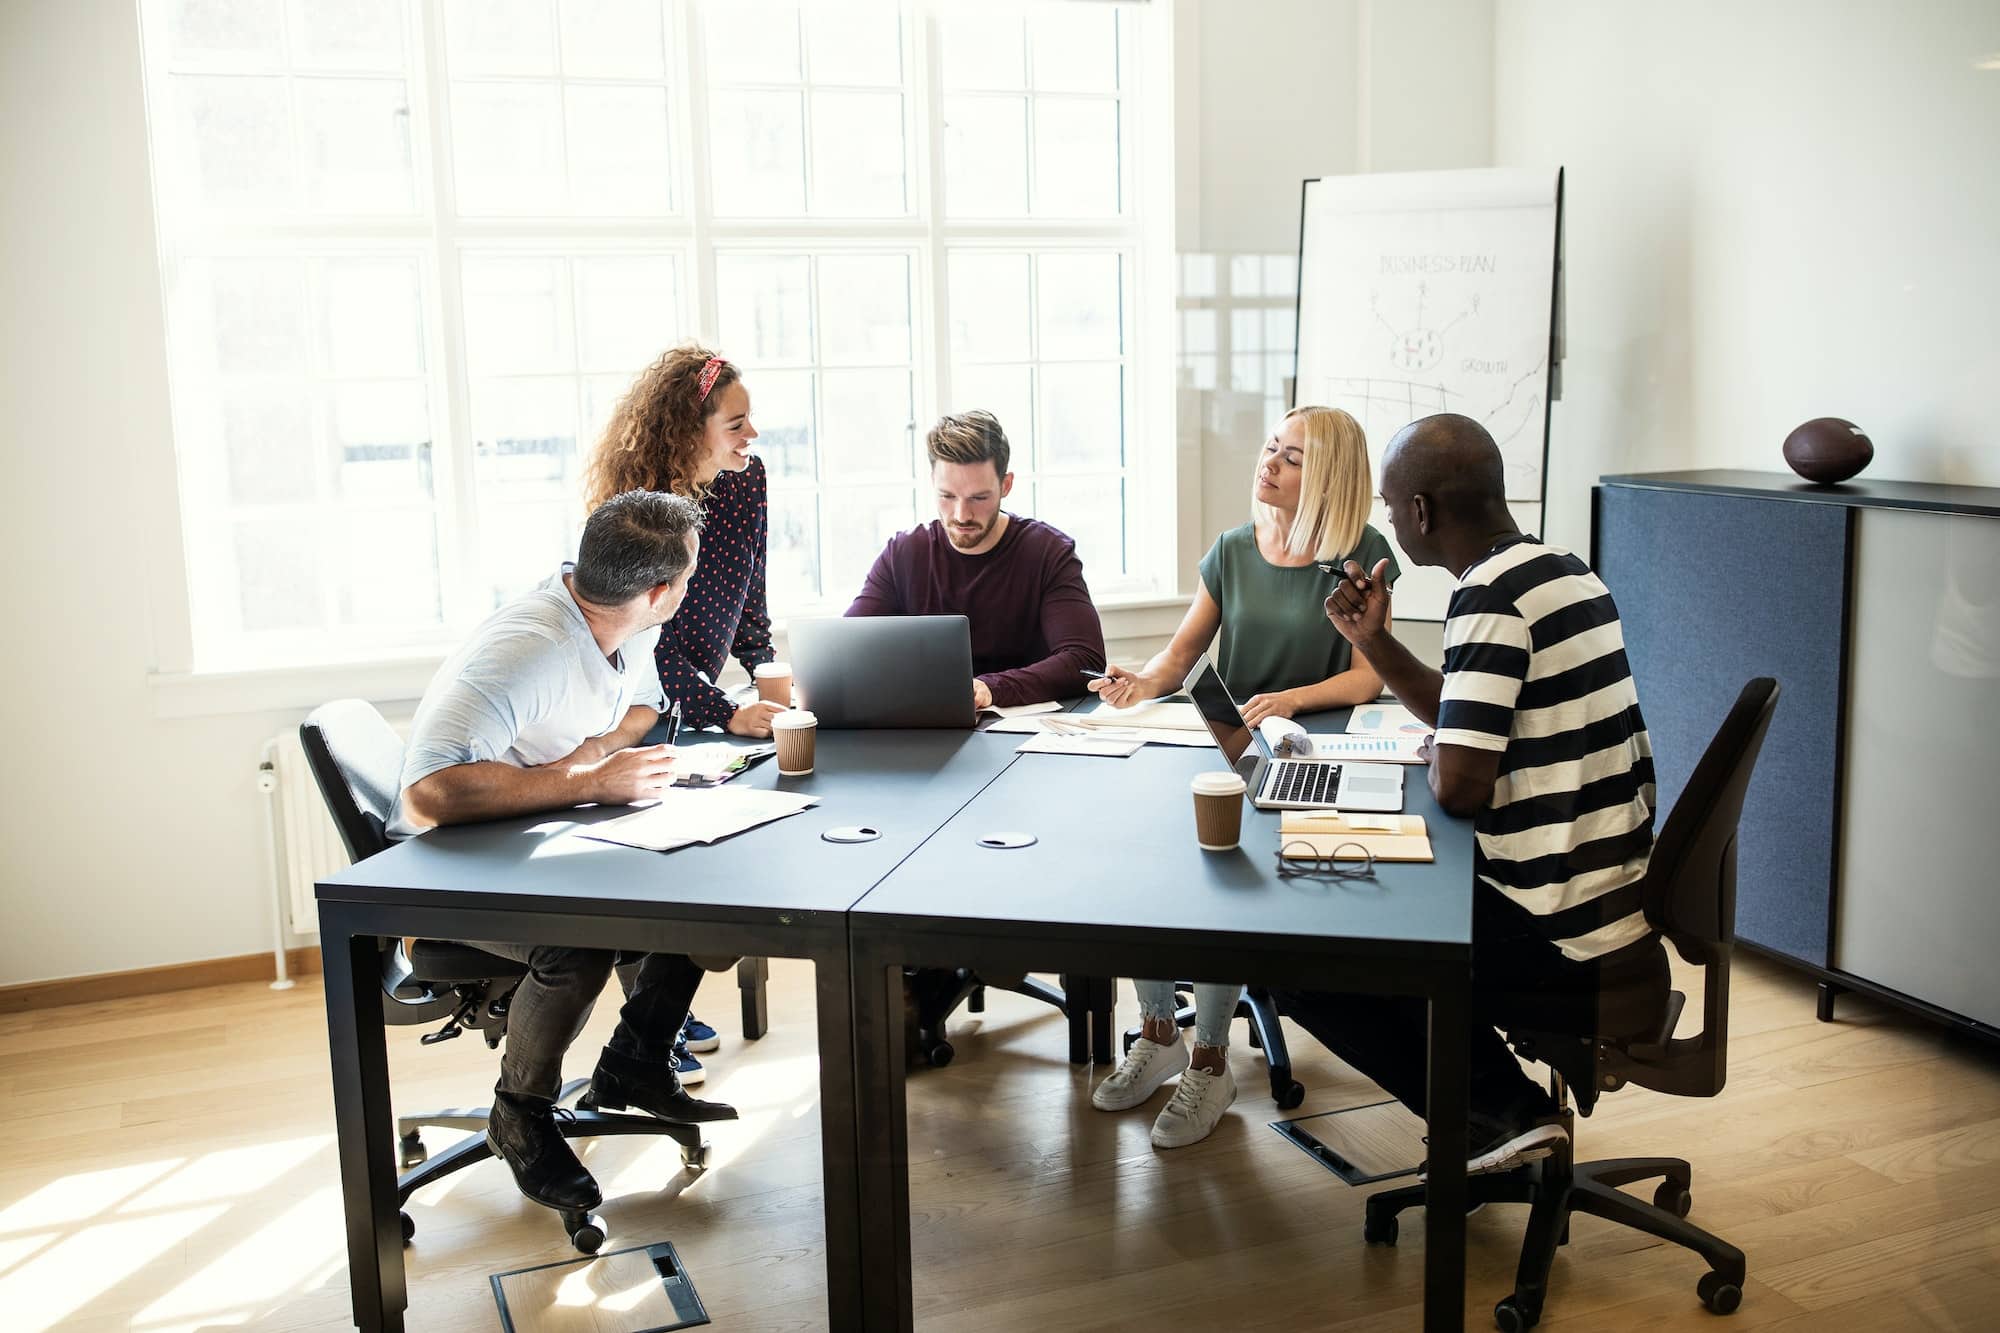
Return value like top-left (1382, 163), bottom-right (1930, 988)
top-left (1593, 485), bottom-right (1848, 967)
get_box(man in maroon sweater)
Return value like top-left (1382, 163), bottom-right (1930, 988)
top-left (845, 410), bottom-right (1106, 707)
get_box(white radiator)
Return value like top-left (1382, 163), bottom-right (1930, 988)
top-left (261, 730), bottom-right (351, 939)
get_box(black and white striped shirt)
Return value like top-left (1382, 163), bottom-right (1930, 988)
top-left (1435, 538), bottom-right (1656, 962)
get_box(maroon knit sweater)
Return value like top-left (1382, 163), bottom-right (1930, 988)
top-left (844, 515), bottom-right (1106, 707)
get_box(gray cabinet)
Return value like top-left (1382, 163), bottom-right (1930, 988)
top-left (1595, 470), bottom-right (2000, 1038)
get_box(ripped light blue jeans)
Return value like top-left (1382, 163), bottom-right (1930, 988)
top-left (1134, 980), bottom-right (1243, 1050)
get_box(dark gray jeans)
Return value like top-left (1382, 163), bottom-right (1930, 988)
top-left (471, 942), bottom-right (704, 1102)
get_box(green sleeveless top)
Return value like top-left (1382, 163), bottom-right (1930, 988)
top-left (1196, 522), bottom-right (1401, 698)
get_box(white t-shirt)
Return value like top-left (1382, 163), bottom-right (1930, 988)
top-left (388, 566), bottom-right (663, 839)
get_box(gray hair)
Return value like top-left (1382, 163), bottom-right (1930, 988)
top-left (572, 490), bottom-right (704, 605)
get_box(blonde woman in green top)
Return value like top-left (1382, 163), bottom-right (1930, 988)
top-left (1085, 404), bottom-right (1399, 1147)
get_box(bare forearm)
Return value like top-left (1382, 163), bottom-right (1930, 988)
top-left (403, 761), bottom-right (596, 830)
top-left (1353, 630), bottom-right (1443, 726)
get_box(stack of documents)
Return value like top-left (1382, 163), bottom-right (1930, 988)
top-left (580, 788), bottom-right (821, 852)
top-left (1277, 811), bottom-right (1434, 862)
top-left (665, 742), bottom-right (771, 785)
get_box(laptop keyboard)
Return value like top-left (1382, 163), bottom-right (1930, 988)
top-left (1267, 760), bottom-right (1340, 805)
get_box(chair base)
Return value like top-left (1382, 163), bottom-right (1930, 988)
top-left (1363, 1125), bottom-right (1746, 1329)
top-left (909, 968), bottom-right (1113, 1068)
top-left (1121, 986), bottom-right (1303, 1108)
top-left (394, 1077), bottom-right (713, 1254)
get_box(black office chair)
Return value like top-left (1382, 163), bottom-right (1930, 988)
top-left (1121, 986), bottom-right (1304, 1107)
top-left (1360, 678), bottom-right (1779, 1330)
top-left (301, 699), bottom-right (721, 1255)
top-left (909, 968), bottom-right (1114, 1068)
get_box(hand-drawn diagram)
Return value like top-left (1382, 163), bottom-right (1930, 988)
top-left (1296, 176), bottom-right (1559, 506)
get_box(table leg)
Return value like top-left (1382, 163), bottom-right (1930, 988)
top-left (738, 955), bottom-right (771, 1040)
top-left (321, 907), bottom-right (405, 1333)
top-left (850, 931), bottom-right (914, 1332)
top-left (812, 945), bottom-right (866, 1331)
top-left (1423, 978), bottom-right (1470, 1333)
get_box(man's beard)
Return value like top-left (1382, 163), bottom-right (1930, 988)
top-left (947, 515), bottom-right (996, 549)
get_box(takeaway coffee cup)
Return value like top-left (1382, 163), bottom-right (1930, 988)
top-left (754, 661), bottom-right (793, 705)
top-left (1190, 771), bottom-right (1249, 851)
top-left (772, 709), bottom-right (818, 775)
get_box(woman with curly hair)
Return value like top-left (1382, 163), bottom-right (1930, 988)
top-left (582, 344), bottom-right (787, 742)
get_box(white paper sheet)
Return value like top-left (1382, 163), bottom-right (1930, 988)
top-left (1344, 703), bottom-right (1430, 737)
top-left (979, 700), bottom-right (1064, 719)
top-left (1068, 699), bottom-right (1209, 731)
top-left (1015, 732), bottom-right (1142, 758)
top-left (578, 788), bottom-right (821, 852)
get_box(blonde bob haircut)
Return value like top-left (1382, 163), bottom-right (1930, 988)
top-left (1253, 405), bottom-right (1373, 562)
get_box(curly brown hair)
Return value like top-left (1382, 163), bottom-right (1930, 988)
top-left (581, 342), bottom-right (742, 509)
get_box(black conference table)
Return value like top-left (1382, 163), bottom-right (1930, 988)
top-left (318, 723), bottom-right (1035, 1332)
top-left (320, 708), bottom-right (1476, 1332)
top-left (846, 722), bottom-right (1477, 1331)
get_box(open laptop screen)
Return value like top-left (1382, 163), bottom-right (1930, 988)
top-left (1185, 658), bottom-right (1265, 767)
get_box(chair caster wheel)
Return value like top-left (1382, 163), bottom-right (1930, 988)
top-left (925, 1041), bottom-right (955, 1068)
top-left (1274, 1080), bottom-right (1306, 1110)
top-left (682, 1140), bottom-right (711, 1173)
top-left (1493, 1295), bottom-right (1538, 1331)
top-left (399, 1211), bottom-right (415, 1244)
top-left (1362, 1212), bottom-right (1398, 1246)
top-left (399, 1131), bottom-right (427, 1168)
top-left (563, 1210), bottom-right (606, 1255)
top-left (1697, 1271), bottom-right (1742, 1314)
top-left (1654, 1180), bottom-right (1692, 1218)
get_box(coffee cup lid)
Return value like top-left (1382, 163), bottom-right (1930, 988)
top-left (1191, 771), bottom-right (1247, 796)
top-left (771, 708), bottom-right (816, 728)
top-left (754, 662), bottom-right (791, 676)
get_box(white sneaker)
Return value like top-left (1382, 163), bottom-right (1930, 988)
top-left (1149, 1064), bottom-right (1237, 1149)
top-left (1419, 1121), bottom-right (1568, 1182)
top-left (1091, 1036), bottom-right (1191, 1111)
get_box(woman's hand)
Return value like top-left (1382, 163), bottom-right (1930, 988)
top-left (1240, 688), bottom-right (1302, 728)
top-left (725, 700), bottom-right (787, 738)
top-left (1087, 665), bottom-right (1150, 708)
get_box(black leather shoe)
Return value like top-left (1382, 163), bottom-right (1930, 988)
top-left (588, 1049), bottom-right (739, 1124)
top-left (485, 1092), bottom-right (602, 1212)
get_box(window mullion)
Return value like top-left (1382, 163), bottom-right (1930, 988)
top-left (916, 2), bottom-right (949, 487)
top-left (416, 0), bottom-right (484, 627)
top-left (680, 0), bottom-right (719, 341)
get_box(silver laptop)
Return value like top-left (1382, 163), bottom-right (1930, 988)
top-left (788, 615), bottom-right (977, 729)
top-left (1183, 654), bottom-right (1404, 812)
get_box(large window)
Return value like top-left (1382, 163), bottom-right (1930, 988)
top-left (139, 0), bottom-right (1155, 672)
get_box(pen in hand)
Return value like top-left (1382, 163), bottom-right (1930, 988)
top-left (665, 699), bottom-right (682, 746)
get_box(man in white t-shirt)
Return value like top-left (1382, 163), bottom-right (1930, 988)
top-left (394, 489), bottom-right (732, 1219)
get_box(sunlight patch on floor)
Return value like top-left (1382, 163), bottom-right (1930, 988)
top-left (0, 1205), bottom-right (227, 1332)
top-left (133, 1183), bottom-right (343, 1329)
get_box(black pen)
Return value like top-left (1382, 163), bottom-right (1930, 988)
top-left (666, 699), bottom-right (682, 746)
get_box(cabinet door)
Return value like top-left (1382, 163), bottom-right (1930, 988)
top-left (1835, 509), bottom-right (2000, 1028)
top-left (1594, 486), bottom-right (1848, 966)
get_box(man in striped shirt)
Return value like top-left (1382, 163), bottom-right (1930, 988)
top-left (1274, 413), bottom-right (1668, 1176)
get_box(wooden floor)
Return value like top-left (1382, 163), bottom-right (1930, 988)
top-left (2, 951), bottom-right (1996, 1331)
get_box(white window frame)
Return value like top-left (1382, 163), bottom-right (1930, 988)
top-left (142, 0), bottom-right (1182, 715)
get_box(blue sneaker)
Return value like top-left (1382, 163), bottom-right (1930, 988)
top-left (672, 1040), bottom-right (706, 1087)
top-left (681, 1012), bottom-right (721, 1054)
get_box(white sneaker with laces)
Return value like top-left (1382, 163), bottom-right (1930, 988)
top-left (1091, 1036), bottom-right (1191, 1111)
top-left (1149, 1063), bottom-right (1237, 1148)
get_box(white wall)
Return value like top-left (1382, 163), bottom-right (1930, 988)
top-left (1493, 0), bottom-right (2000, 551)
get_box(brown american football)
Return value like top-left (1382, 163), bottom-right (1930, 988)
top-left (1782, 417), bottom-right (1874, 485)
